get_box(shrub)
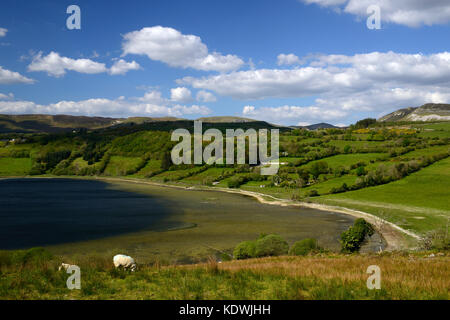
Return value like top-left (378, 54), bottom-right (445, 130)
top-left (354, 218), bottom-right (375, 236)
top-left (307, 190), bottom-right (319, 197)
top-left (420, 227), bottom-right (450, 251)
top-left (330, 183), bottom-right (349, 194)
top-left (310, 161), bottom-right (329, 179)
top-left (356, 166), bottom-right (367, 176)
top-left (227, 176), bottom-right (246, 188)
top-left (233, 241), bottom-right (257, 260)
top-left (289, 238), bottom-right (320, 256)
top-left (255, 234), bottom-right (289, 257)
top-left (340, 219), bottom-right (375, 253)
top-left (9, 247), bottom-right (54, 267)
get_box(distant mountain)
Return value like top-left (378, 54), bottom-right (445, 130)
top-left (291, 123), bottom-right (339, 130)
top-left (379, 103), bottom-right (450, 122)
top-left (0, 114), bottom-right (289, 134)
top-left (0, 114), bottom-right (187, 133)
top-left (196, 116), bottom-right (257, 123)
top-left (0, 114), bottom-right (119, 133)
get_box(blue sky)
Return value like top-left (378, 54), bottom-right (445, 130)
top-left (1, 0), bottom-right (450, 125)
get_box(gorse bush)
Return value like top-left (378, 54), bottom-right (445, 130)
top-left (227, 172), bottom-right (266, 188)
top-left (233, 234), bottom-right (289, 259)
top-left (255, 234), bottom-right (289, 258)
top-left (289, 238), bottom-right (321, 256)
top-left (340, 219), bottom-right (375, 253)
top-left (233, 241), bottom-right (257, 260)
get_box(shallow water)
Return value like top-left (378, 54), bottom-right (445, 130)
top-left (0, 178), bottom-right (383, 260)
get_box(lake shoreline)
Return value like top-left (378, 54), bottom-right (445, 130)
top-left (103, 177), bottom-right (419, 251)
top-left (2, 175), bottom-right (419, 250)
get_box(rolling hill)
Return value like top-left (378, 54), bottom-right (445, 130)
top-left (196, 116), bottom-right (257, 123)
top-left (379, 103), bottom-right (450, 122)
top-left (291, 123), bottom-right (339, 130)
top-left (0, 114), bottom-right (185, 134)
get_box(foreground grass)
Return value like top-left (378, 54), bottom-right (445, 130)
top-left (0, 250), bottom-right (448, 300)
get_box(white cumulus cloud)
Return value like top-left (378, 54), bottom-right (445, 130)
top-left (0, 93), bottom-right (14, 100)
top-left (179, 51), bottom-right (450, 125)
top-left (108, 59), bottom-right (141, 75)
top-left (300, 0), bottom-right (450, 27)
top-left (121, 26), bottom-right (244, 72)
top-left (0, 94), bottom-right (212, 118)
top-left (196, 90), bottom-right (217, 102)
top-left (28, 52), bottom-right (140, 77)
top-left (170, 87), bottom-right (193, 103)
top-left (242, 104), bottom-right (348, 125)
top-left (0, 66), bottom-right (34, 84)
top-left (28, 52), bottom-right (108, 77)
top-left (137, 90), bottom-right (167, 104)
top-left (0, 28), bottom-right (7, 37)
top-left (180, 51), bottom-right (450, 100)
top-left (277, 53), bottom-right (301, 66)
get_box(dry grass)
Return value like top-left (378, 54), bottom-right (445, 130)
top-left (215, 252), bottom-right (450, 295)
top-left (1, 249), bottom-right (448, 300)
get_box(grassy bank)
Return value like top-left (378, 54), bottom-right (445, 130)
top-left (315, 157), bottom-right (450, 235)
top-left (0, 249), bottom-right (448, 300)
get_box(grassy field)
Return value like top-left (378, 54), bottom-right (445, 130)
top-left (314, 157), bottom-right (450, 234)
top-left (299, 153), bottom-right (388, 170)
top-left (103, 156), bottom-right (144, 176)
top-left (180, 167), bottom-right (235, 185)
top-left (0, 249), bottom-right (448, 300)
top-left (0, 157), bottom-right (32, 176)
top-left (133, 159), bottom-right (162, 177)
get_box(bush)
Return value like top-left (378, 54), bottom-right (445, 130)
top-left (9, 247), bottom-right (54, 267)
top-left (340, 219), bottom-right (375, 253)
top-left (307, 190), bottom-right (319, 197)
top-left (289, 238), bottom-right (320, 256)
top-left (420, 227), bottom-right (450, 251)
top-left (255, 234), bottom-right (289, 258)
top-left (233, 241), bottom-right (257, 260)
top-left (330, 183), bottom-right (349, 194)
top-left (227, 176), bottom-right (246, 188)
top-left (354, 218), bottom-right (375, 236)
top-left (356, 166), bottom-right (367, 176)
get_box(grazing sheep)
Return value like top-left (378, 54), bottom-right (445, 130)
top-left (113, 254), bottom-right (137, 271)
top-left (58, 263), bottom-right (74, 271)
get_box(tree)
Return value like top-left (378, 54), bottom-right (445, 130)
top-left (161, 151), bottom-right (172, 170)
top-left (310, 161), bottom-right (328, 180)
top-left (354, 118), bottom-right (376, 129)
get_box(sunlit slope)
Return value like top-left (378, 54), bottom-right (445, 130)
top-left (316, 157), bottom-right (450, 234)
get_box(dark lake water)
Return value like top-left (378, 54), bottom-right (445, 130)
top-left (0, 178), bottom-right (384, 256)
top-left (0, 178), bottom-right (175, 249)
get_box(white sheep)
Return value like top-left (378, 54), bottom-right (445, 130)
top-left (58, 263), bottom-right (74, 271)
top-left (113, 254), bottom-right (137, 271)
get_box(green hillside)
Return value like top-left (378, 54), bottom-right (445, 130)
top-left (0, 119), bottom-right (449, 240)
